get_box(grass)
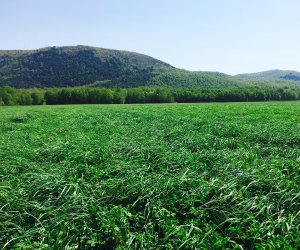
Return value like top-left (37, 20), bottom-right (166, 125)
top-left (1, 102), bottom-right (300, 249)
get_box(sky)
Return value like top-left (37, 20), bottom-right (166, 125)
top-left (1, 0), bottom-right (299, 75)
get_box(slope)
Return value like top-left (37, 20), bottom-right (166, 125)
top-left (194, 71), bottom-right (234, 78)
top-left (236, 69), bottom-right (300, 81)
top-left (0, 46), bottom-right (174, 89)
top-left (147, 69), bottom-right (300, 89)
top-left (1, 46), bottom-right (300, 89)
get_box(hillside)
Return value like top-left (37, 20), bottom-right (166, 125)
top-left (1, 46), bottom-right (300, 89)
top-left (0, 46), bottom-right (174, 89)
top-left (236, 69), bottom-right (300, 81)
top-left (194, 71), bottom-right (233, 78)
top-left (147, 70), bottom-right (248, 89)
top-left (147, 70), bottom-right (300, 89)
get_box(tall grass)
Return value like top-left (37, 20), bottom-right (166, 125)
top-left (1, 102), bottom-right (300, 249)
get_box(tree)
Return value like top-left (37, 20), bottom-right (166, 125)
top-left (1, 86), bottom-right (19, 105)
top-left (88, 88), bottom-right (102, 104)
top-left (18, 91), bottom-right (33, 105)
top-left (31, 92), bottom-right (44, 105)
top-left (71, 87), bottom-right (88, 104)
top-left (58, 89), bottom-right (72, 104)
top-left (44, 89), bottom-right (59, 105)
top-left (102, 89), bottom-right (114, 104)
top-left (113, 91), bottom-right (125, 104)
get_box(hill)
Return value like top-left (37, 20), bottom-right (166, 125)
top-left (0, 46), bottom-right (174, 89)
top-left (194, 71), bottom-right (233, 78)
top-left (1, 46), bottom-right (300, 89)
top-left (147, 70), bottom-right (249, 89)
top-left (147, 69), bottom-right (300, 89)
top-left (236, 69), bottom-right (300, 81)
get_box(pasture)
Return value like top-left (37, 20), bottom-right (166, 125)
top-left (1, 102), bottom-right (300, 249)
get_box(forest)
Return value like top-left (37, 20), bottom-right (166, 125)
top-left (0, 46), bottom-right (173, 89)
top-left (237, 69), bottom-right (300, 81)
top-left (2, 46), bottom-right (300, 90)
top-left (1, 85), bottom-right (299, 106)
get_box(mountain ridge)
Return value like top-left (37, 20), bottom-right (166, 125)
top-left (0, 45), bottom-right (174, 89)
top-left (236, 69), bottom-right (300, 81)
top-left (1, 46), bottom-right (300, 89)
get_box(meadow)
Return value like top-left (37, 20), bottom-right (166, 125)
top-left (1, 102), bottom-right (300, 249)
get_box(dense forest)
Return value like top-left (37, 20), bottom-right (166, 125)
top-left (0, 86), bottom-right (45, 106)
top-left (237, 69), bottom-right (300, 81)
top-left (0, 46), bottom-right (174, 89)
top-left (1, 85), bottom-right (299, 106)
top-left (147, 70), bottom-right (300, 89)
top-left (1, 46), bottom-right (300, 90)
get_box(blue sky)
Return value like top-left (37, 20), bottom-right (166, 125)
top-left (1, 0), bottom-right (299, 75)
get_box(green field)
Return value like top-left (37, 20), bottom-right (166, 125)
top-left (1, 102), bottom-right (300, 249)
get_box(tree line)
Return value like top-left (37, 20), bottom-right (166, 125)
top-left (1, 85), bottom-right (300, 106)
top-left (0, 86), bottom-right (45, 106)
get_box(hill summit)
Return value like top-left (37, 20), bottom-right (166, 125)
top-left (1, 46), bottom-right (300, 89)
top-left (0, 45), bottom-right (174, 89)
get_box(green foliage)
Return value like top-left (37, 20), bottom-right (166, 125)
top-left (194, 70), bottom-right (234, 78)
top-left (1, 102), bottom-right (300, 249)
top-left (0, 46), bottom-right (174, 89)
top-left (237, 69), bottom-right (300, 81)
top-left (0, 86), bottom-right (44, 106)
top-left (2, 85), bottom-right (300, 106)
top-left (147, 70), bottom-right (250, 89)
top-left (31, 91), bottom-right (44, 105)
top-left (71, 87), bottom-right (89, 104)
top-left (148, 69), bottom-right (300, 89)
top-left (1, 46), bottom-right (300, 90)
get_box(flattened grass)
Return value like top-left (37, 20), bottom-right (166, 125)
top-left (1, 102), bottom-right (300, 249)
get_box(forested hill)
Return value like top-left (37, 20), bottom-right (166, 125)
top-left (1, 46), bottom-right (300, 89)
top-left (236, 69), bottom-right (300, 81)
top-left (0, 46), bottom-right (174, 89)
top-left (194, 71), bottom-right (233, 78)
top-left (146, 70), bottom-right (300, 89)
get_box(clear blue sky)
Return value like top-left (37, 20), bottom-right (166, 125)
top-left (1, 0), bottom-right (299, 75)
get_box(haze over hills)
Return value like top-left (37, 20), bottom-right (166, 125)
top-left (148, 70), bottom-right (300, 89)
top-left (1, 46), bottom-right (300, 89)
top-left (236, 69), bottom-right (300, 81)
